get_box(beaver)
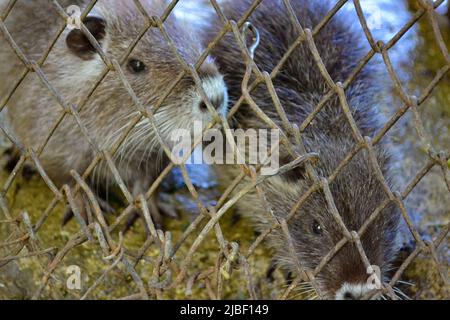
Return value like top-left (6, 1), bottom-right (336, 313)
top-left (208, 0), bottom-right (402, 299)
top-left (0, 0), bottom-right (228, 226)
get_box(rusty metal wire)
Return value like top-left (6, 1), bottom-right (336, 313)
top-left (0, 0), bottom-right (448, 300)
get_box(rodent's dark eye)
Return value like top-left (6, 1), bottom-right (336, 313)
top-left (312, 220), bottom-right (323, 236)
top-left (128, 59), bottom-right (146, 73)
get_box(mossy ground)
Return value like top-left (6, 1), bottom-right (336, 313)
top-left (0, 164), bottom-right (286, 299)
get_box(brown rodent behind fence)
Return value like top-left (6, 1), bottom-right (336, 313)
top-left (208, 0), bottom-right (402, 299)
top-left (0, 0), bottom-right (228, 226)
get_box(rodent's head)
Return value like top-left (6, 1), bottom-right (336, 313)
top-left (266, 145), bottom-right (401, 300)
top-left (64, 0), bottom-right (227, 153)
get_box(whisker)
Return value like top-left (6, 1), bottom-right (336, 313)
top-left (293, 286), bottom-right (314, 292)
top-left (307, 293), bottom-right (318, 300)
top-left (393, 287), bottom-right (411, 300)
top-left (396, 280), bottom-right (415, 287)
top-left (290, 287), bottom-right (317, 300)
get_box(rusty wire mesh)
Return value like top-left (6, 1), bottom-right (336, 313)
top-left (0, 0), bottom-right (448, 300)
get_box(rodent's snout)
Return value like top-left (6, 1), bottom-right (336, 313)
top-left (199, 94), bottom-right (225, 112)
top-left (198, 76), bottom-right (228, 116)
top-left (334, 282), bottom-right (374, 300)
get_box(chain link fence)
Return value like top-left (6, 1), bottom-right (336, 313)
top-left (0, 0), bottom-right (448, 300)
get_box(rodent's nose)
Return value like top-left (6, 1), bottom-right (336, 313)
top-left (199, 76), bottom-right (228, 114)
top-left (335, 283), bottom-right (373, 300)
top-left (199, 95), bottom-right (225, 112)
top-left (343, 291), bottom-right (358, 300)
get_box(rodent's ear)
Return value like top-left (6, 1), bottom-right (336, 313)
top-left (66, 16), bottom-right (106, 60)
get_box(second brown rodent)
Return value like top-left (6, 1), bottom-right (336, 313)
top-left (208, 0), bottom-right (401, 299)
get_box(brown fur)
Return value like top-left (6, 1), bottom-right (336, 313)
top-left (0, 0), bottom-right (227, 219)
top-left (209, 0), bottom-right (401, 299)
